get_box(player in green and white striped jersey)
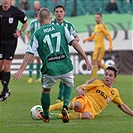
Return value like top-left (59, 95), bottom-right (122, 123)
top-left (26, 13), bottom-right (41, 83)
top-left (52, 5), bottom-right (80, 103)
top-left (13, 8), bottom-right (92, 123)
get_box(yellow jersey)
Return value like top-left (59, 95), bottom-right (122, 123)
top-left (81, 78), bottom-right (123, 116)
top-left (94, 23), bottom-right (111, 47)
top-left (85, 22), bottom-right (112, 50)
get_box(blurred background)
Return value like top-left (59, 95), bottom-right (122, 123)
top-left (1, 0), bottom-right (132, 75)
top-left (5, 0), bottom-right (133, 18)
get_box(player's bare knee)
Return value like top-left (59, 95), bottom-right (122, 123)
top-left (74, 101), bottom-right (82, 111)
top-left (81, 112), bottom-right (93, 119)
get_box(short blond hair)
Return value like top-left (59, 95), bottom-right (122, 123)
top-left (38, 8), bottom-right (51, 22)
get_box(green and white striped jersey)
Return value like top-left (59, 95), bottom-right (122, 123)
top-left (27, 24), bottom-right (75, 76)
top-left (27, 18), bottom-right (41, 35)
top-left (51, 19), bottom-right (77, 37)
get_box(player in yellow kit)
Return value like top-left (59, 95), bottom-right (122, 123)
top-left (83, 12), bottom-right (113, 78)
top-left (48, 66), bottom-right (133, 120)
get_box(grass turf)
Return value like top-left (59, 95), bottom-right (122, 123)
top-left (0, 74), bottom-right (132, 133)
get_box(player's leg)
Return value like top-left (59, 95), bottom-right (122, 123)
top-left (50, 96), bottom-right (94, 120)
top-left (52, 112), bottom-right (81, 119)
top-left (92, 47), bottom-right (99, 78)
top-left (49, 100), bottom-right (73, 111)
top-left (49, 102), bottom-right (63, 111)
top-left (35, 55), bottom-right (41, 82)
top-left (27, 57), bottom-right (34, 83)
top-left (38, 87), bottom-right (51, 122)
top-left (0, 60), bottom-right (4, 86)
top-left (61, 71), bottom-right (74, 123)
top-left (1, 59), bottom-right (12, 93)
top-left (73, 96), bottom-right (94, 119)
top-left (0, 40), bottom-right (17, 101)
top-left (97, 47), bottom-right (107, 70)
top-left (0, 60), bottom-right (12, 101)
top-left (92, 60), bottom-right (98, 78)
top-left (38, 74), bottom-right (56, 122)
top-left (98, 61), bottom-right (108, 70)
top-left (0, 45), bottom-right (4, 88)
top-left (56, 80), bottom-right (64, 102)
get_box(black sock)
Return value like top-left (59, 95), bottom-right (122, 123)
top-left (0, 70), bottom-right (4, 85)
top-left (2, 71), bottom-right (11, 94)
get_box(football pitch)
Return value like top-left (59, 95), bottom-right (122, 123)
top-left (0, 74), bottom-right (132, 133)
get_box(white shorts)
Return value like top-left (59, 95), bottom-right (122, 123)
top-left (41, 70), bottom-right (74, 89)
top-left (34, 50), bottom-right (39, 57)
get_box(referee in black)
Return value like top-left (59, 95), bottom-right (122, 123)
top-left (0, 0), bottom-right (28, 101)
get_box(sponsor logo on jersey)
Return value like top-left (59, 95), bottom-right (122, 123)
top-left (48, 54), bottom-right (66, 62)
top-left (111, 90), bottom-right (115, 95)
top-left (9, 18), bottom-right (13, 24)
top-left (96, 89), bottom-right (107, 99)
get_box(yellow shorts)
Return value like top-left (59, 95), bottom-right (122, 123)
top-left (73, 96), bottom-right (94, 119)
top-left (92, 46), bottom-right (105, 62)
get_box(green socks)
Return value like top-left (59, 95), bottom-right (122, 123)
top-left (41, 92), bottom-right (50, 117)
top-left (29, 63), bottom-right (33, 77)
top-left (63, 84), bottom-right (72, 107)
top-left (36, 63), bottom-right (41, 79)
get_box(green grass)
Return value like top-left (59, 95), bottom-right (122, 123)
top-left (0, 74), bottom-right (132, 133)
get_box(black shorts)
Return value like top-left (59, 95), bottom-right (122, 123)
top-left (0, 39), bottom-right (17, 60)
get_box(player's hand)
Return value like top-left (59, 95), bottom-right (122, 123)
top-left (77, 89), bottom-right (85, 96)
top-left (85, 59), bottom-right (92, 71)
top-left (86, 63), bottom-right (92, 71)
top-left (13, 70), bottom-right (23, 80)
top-left (13, 30), bottom-right (22, 38)
top-left (108, 47), bottom-right (112, 52)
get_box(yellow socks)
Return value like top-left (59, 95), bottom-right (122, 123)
top-left (49, 101), bottom-right (74, 111)
top-left (69, 112), bottom-right (81, 119)
top-left (101, 64), bottom-right (108, 70)
top-left (92, 64), bottom-right (107, 78)
top-left (68, 101), bottom-right (74, 110)
top-left (49, 102), bottom-right (63, 111)
top-left (92, 67), bottom-right (98, 78)
top-left (49, 101), bottom-right (81, 119)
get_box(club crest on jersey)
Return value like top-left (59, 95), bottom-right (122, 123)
top-left (9, 17), bottom-right (13, 24)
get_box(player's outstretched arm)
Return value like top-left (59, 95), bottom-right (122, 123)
top-left (72, 41), bottom-right (92, 71)
top-left (13, 53), bottom-right (34, 80)
top-left (83, 35), bottom-right (95, 43)
top-left (118, 103), bottom-right (133, 116)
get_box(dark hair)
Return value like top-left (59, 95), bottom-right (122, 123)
top-left (105, 66), bottom-right (118, 77)
top-left (95, 12), bottom-right (102, 18)
top-left (54, 4), bottom-right (65, 12)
